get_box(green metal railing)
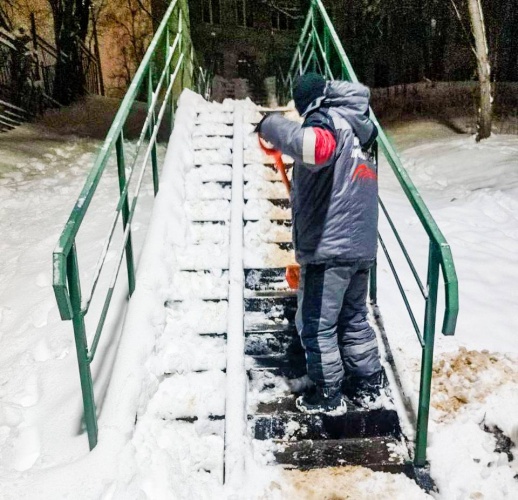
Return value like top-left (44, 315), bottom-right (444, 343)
top-left (279, 0), bottom-right (459, 466)
top-left (52, 0), bottom-right (210, 450)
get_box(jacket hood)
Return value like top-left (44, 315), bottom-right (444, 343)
top-left (304, 81), bottom-right (377, 149)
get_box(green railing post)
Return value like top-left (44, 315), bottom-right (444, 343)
top-left (369, 142), bottom-right (379, 304)
top-left (415, 242), bottom-right (440, 466)
top-left (115, 132), bottom-right (136, 296)
top-left (165, 25), bottom-right (173, 136)
top-left (67, 244), bottom-right (98, 449)
top-left (369, 260), bottom-right (378, 303)
top-left (147, 63), bottom-right (159, 195)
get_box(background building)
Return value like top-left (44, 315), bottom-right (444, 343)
top-left (188, 0), bottom-right (304, 102)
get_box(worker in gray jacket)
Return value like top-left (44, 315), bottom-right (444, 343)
top-left (256, 73), bottom-right (383, 413)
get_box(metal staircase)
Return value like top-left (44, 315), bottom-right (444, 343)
top-left (51, 0), bottom-right (458, 489)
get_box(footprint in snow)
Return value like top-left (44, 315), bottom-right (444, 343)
top-left (30, 298), bottom-right (54, 329)
top-left (10, 373), bottom-right (40, 408)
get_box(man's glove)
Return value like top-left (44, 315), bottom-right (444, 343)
top-left (254, 114), bottom-right (268, 134)
top-left (254, 111), bottom-right (283, 134)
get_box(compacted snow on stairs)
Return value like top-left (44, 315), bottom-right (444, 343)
top-left (96, 90), bottom-right (428, 499)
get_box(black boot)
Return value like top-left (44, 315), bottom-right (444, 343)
top-left (342, 370), bottom-right (387, 406)
top-left (296, 383), bottom-right (348, 415)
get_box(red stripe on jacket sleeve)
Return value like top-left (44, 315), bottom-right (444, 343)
top-left (313, 127), bottom-right (337, 165)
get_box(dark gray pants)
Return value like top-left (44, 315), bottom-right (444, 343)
top-left (295, 260), bottom-right (381, 388)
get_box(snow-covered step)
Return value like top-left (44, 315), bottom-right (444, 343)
top-left (187, 165), bottom-right (232, 183)
top-left (186, 181), bottom-right (231, 200)
top-left (193, 136), bottom-right (233, 150)
top-left (244, 221), bottom-right (292, 244)
top-left (244, 199), bottom-right (292, 221)
top-left (185, 200), bottom-right (231, 221)
top-left (194, 148), bottom-right (232, 165)
top-left (168, 271), bottom-right (229, 300)
top-left (189, 222), bottom-right (229, 245)
top-left (177, 244), bottom-right (229, 269)
top-left (196, 111), bottom-right (233, 124)
top-left (193, 122), bottom-right (233, 137)
top-left (244, 163), bottom-right (290, 182)
top-left (244, 242), bottom-right (295, 269)
top-left (244, 180), bottom-right (286, 199)
top-left (147, 370), bottom-right (226, 420)
top-left (157, 333), bottom-right (227, 374)
top-left (165, 300), bottom-right (228, 334)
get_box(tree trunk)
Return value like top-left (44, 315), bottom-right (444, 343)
top-left (467, 0), bottom-right (492, 141)
top-left (48, 0), bottom-right (92, 105)
top-left (150, 0), bottom-right (167, 31)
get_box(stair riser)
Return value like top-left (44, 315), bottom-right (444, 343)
top-left (254, 409), bottom-right (401, 440)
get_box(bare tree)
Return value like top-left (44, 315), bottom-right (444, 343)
top-left (0, 1), bottom-right (13, 30)
top-left (103, 0), bottom-right (152, 93)
top-left (467, 0), bottom-right (492, 140)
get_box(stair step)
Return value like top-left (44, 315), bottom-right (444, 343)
top-left (244, 268), bottom-right (292, 291)
top-left (249, 354), bottom-right (307, 378)
top-left (245, 332), bottom-right (303, 356)
top-left (244, 297), bottom-right (297, 320)
top-left (253, 396), bottom-right (400, 440)
top-left (274, 436), bottom-right (406, 470)
top-left (244, 321), bottom-right (297, 335)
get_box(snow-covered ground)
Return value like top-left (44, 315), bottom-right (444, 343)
top-left (0, 91), bottom-right (517, 499)
top-left (0, 123), bottom-right (164, 483)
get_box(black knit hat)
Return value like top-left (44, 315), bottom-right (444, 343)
top-left (293, 73), bottom-right (326, 116)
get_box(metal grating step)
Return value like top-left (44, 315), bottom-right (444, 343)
top-left (253, 401), bottom-right (400, 441)
top-left (274, 437), bottom-right (406, 471)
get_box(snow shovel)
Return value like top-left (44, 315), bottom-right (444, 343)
top-left (258, 135), bottom-right (300, 291)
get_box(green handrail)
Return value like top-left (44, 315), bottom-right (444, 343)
top-left (52, 0), bottom-right (210, 450)
top-left (280, 0), bottom-right (459, 467)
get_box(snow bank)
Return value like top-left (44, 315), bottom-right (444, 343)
top-left (376, 130), bottom-right (518, 499)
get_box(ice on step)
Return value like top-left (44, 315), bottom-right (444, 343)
top-left (187, 165), bottom-right (232, 183)
top-left (166, 300), bottom-right (228, 334)
top-left (168, 270), bottom-right (229, 300)
top-left (185, 200), bottom-right (231, 221)
top-left (244, 199), bottom-right (291, 220)
top-left (146, 370), bottom-right (226, 419)
top-left (193, 123), bottom-right (233, 137)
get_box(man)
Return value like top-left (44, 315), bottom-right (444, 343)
top-left (256, 73), bottom-right (384, 414)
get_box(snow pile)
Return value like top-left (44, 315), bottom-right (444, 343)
top-left (430, 348), bottom-right (518, 421)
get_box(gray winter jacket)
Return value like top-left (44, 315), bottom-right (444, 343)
top-left (259, 81), bottom-right (379, 265)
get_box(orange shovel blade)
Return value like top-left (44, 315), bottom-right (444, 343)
top-left (286, 264), bottom-right (300, 290)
